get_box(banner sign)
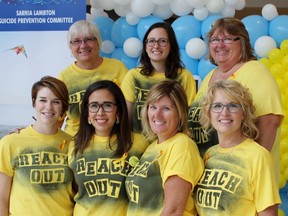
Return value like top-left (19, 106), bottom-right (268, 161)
top-left (0, 0), bottom-right (85, 31)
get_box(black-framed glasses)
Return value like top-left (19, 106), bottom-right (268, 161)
top-left (88, 102), bottom-right (116, 113)
top-left (146, 38), bottom-right (169, 47)
top-left (70, 37), bottom-right (97, 47)
top-left (209, 37), bottom-right (240, 45)
top-left (210, 102), bottom-right (243, 113)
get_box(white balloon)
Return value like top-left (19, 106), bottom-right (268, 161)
top-left (206, 0), bottom-right (225, 14)
top-left (123, 37), bottom-right (143, 58)
top-left (86, 13), bottom-right (93, 22)
top-left (221, 5), bottom-right (235, 17)
top-left (90, 8), bottom-right (108, 18)
top-left (262, 4), bottom-right (278, 21)
top-left (169, 0), bottom-right (193, 16)
top-left (114, 4), bottom-right (130, 17)
top-left (193, 7), bottom-right (209, 21)
top-left (185, 0), bottom-right (207, 9)
top-left (131, 0), bottom-right (155, 17)
top-left (99, 0), bottom-right (116, 11)
top-left (153, 5), bottom-right (174, 20)
top-left (151, 0), bottom-right (173, 5)
top-left (233, 0), bottom-right (245, 10)
top-left (126, 12), bottom-right (140, 25)
top-left (101, 40), bottom-right (116, 54)
top-left (224, 0), bottom-right (238, 7)
top-left (112, 0), bottom-right (132, 6)
top-left (185, 38), bottom-right (207, 59)
top-left (254, 36), bottom-right (277, 58)
top-left (90, 0), bottom-right (101, 9)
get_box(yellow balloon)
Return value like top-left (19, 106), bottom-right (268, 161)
top-left (279, 174), bottom-right (286, 188)
top-left (282, 125), bottom-right (288, 139)
top-left (281, 152), bottom-right (288, 168)
top-left (281, 39), bottom-right (288, 55)
top-left (278, 208), bottom-right (286, 216)
top-left (269, 48), bottom-right (284, 63)
top-left (270, 63), bottom-right (285, 79)
top-left (282, 56), bottom-right (288, 69)
top-left (259, 58), bottom-right (272, 69)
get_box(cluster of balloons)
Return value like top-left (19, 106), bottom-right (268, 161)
top-left (260, 40), bottom-right (288, 216)
top-left (88, 0), bottom-right (248, 22)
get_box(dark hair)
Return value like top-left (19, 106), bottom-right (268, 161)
top-left (31, 76), bottom-right (69, 115)
top-left (206, 17), bottom-right (257, 65)
top-left (74, 80), bottom-right (132, 156)
top-left (140, 22), bottom-right (184, 79)
top-left (141, 80), bottom-right (189, 141)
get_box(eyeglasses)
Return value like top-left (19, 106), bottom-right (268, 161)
top-left (209, 37), bottom-right (240, 45)
top-left (210, 103), bottom-right (243, 113)
top-left (146, 38), bottom-right (169, 47)
top-left (70, 37), bottom-right (97, 47)
top-left (88, 102), bottom-right (116, 113)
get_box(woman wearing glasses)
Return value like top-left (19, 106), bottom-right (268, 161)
top-left (194, 79), bottom-right (280, 216)
top-left (68, 80), bottom-right (148, 216)
top-left (58, 20), bottom-right (128, 136)
top-left (188, 17), bottom-right (282, 181)
top-left (121, 22), bottom-right (196, 135)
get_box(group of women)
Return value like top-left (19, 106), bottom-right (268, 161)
top-left (0, 16), bottom-right (283, 216)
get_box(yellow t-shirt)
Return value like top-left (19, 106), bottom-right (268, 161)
top-left (0, 126), bottom-right (74, 216)
top-left (194, 139), bottom-right (281, 215)
top-left (68, 133), bottom-right (149, 216)
top-left (121, 67), bottom-right (196, 134)
top-left (126, 133), bottom-right (204, 216)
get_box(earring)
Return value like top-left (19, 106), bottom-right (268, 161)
top-left (116, 118), bottom-right (120, 124)
top-left (88, 120), bottom-right (92, 125)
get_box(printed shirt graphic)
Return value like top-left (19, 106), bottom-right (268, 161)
top-left (194, 139), bottom-right (281, 216)
top-left (68, 133), bottom-right (148, 216)
top-left (121, 67), bottom-right (196, 134)
top-left (58, 57), bottom-right (128, 136)
top-left (188, 60), bottom-right (283, 158)
top-left (125, 133), bottom-right (204, 216)
top-left (0, 126), bottom-right (74, 216)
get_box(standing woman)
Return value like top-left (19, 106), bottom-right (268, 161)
top-left (68, 80), bottom-right (148, 216)
top-left (188, 17), bottom-right (283, 181)
top-left (125, 80), bottom-right (203, 216)
top-left (121, 22), bottom-right (196, 134)
top-left (0, 76), bottom-right (74, 216)
top-left (194, 80), bottom-right (280, 215)
top-left (58, 20), bottom-right (128, 136)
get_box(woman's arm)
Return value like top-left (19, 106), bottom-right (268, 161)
top-left (161, 175), bottom-right (192, 216)
top-left (258, 204), bottom-right (278, 216)
top-left (256, 114), bottom-right (282, 151)
top-left (0, 172), bottom-right (12, 216)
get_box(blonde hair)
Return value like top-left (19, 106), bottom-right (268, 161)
top-left (67, 20), bottom-right (102, 47)
top-left (199, 79), bottom-right (259, 140)
top-left (141, 80), bottom-right (190, 141)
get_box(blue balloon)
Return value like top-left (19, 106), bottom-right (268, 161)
top-left (180, 49), bottom-right (198, 75)
top-left (242, 15), bottom-right (268, 47)
top-left (111, 17), bottom-right (138, 47)
top-left (137, 15), bottom-right (163, 42)
top-left (111, 48), bottom-right (138, 70)
top-left (198, 57), bottom-right (216, 80)
top-left (279, 192), bottom-right (288, 215)
top-left (92, 17), bottom-right (114, 41)
top-left (172, 15), bottom-right (202, 49)
top-left (201, 15), bottom-right (223, 41)
top-left (269, 15), bottom-right (288, 47)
